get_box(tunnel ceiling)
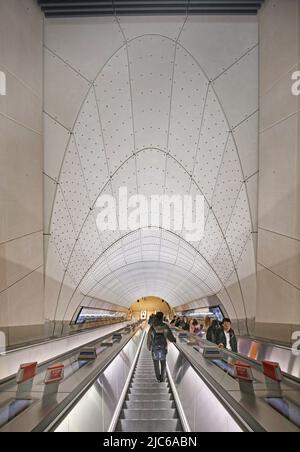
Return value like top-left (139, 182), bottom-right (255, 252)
top-left (44, 15), bottom-right (258, 323)
top-left (38, 0), bottom-right (265, 17)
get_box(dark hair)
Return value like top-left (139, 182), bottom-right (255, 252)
top-left (192, 319), bottom-right (198, 326)
top-left (223, 318), bottom-right (232, 324)
top-left (156, 312), bottom-right (164, 321)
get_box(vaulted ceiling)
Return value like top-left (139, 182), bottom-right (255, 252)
top-left (43, 14), bottom-right (258, 326)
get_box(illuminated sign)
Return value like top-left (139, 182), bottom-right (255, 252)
top-left (16, 362), bottom-right (38, 384)
top-left (45, 363), bottom-right (65, 385)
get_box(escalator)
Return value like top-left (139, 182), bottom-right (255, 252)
top-left (116, 338), bottom-right (182, 432)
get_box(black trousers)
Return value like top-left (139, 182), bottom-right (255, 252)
top-left (153, 359), bottom-right (167, 382)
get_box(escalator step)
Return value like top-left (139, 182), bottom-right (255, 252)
top-left (120, 408), bottom-right (178, 420)
top-left (127, 393), bottom-right (173, 401)
top-left (116, 419), bottom-right (182, 432)
top-left (124, 400), bottom-right (175, 410)
top-left (128, 388), bottom-right (171, 395)
top-left (115, 337), bottom-right (182, 433)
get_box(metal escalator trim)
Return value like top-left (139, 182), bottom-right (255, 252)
top-left (109, 330), bottom-right (146, 432)
top-left (35, 325), bottom-right (144, 432)
top-left (172, 342), bottom-right (263, 432)
top-left (0, 323), bottom-right (130, 386)
top-left (166, 363), bottom-right (191, 433)
top-left (221, 347), bottom-right (300, 386)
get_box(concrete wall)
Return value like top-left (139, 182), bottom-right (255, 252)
top-left (0, 0), bottom-right (44, 345)
top-left (256, 0), bottom-right (300, 343)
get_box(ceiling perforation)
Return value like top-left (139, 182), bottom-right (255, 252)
top-left (44, 19), bottom-right (258, 325)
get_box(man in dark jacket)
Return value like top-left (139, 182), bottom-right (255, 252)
top-left (217, 318), bottom-right (238, 353)
top-left (147, 312), bottom-right (176, 382)
top-left (206, 320), bottom-right (220, 344)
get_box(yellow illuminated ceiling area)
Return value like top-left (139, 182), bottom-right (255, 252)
top-left (131, 297), bottom-right (172, 319)
top-left (44, 16), bottom-right (258, 331)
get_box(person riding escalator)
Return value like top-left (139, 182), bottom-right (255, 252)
top-left (147, 312), bottom-right (176, 383)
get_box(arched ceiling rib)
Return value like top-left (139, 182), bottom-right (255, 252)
top-left (44, 16), bottom-right (258, 323)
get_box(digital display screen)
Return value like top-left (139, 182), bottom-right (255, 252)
top-left (75, 307), bottom-right (127, 325)
top-left (180, 306), bottom-right (224, 322)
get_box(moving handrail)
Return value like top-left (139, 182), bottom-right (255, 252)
top-left (172, 327), bottom-right (300, 384)
top-left (0, 322), bottom-right (133, 384)
top-left (169, 329), bottom-right (300, 432)
top-left (41, 323), bottom-right (144, 433)
top-left (169, 334), bottom-right (259, 432)
top-left (0, 322), bottom-right (144, 432)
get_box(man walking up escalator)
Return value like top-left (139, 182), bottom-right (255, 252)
top-left (147, 312), bottom-right (176, 383)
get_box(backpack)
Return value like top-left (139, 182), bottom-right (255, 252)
top-left (152, 325), bottom-right (168, 361)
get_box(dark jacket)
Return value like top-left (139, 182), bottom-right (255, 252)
top-left (180, 321), bottom-right (190, 331)
top-left (147, 321), bottom-right (176, 352)
top-left (206, 325), bottom-right (219, 344)
top-left (217, 328), bottom-right (238, 353)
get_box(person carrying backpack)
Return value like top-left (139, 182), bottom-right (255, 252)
top-left (147, 312), bottom-right (176, 382)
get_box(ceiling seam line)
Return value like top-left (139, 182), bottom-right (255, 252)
top-left (245, 170), bottom-right (259, 182)
top-left (212, 42), bottom-right (259, 83)
top-left (257, 263), bottom-right (300, 292)
top-left (44, 45), bottom-right (92, 84)
top-left (231, 108), bottom-right (259, 131)
top-left (0, 265), bottom-right (44, 295)
top-left (43, 110), bottom-right (71, 132)
top-left (258, 227), bottom-right (300, 243)
top-left (230, 125), bottom-right (257, 232)
top-left (0, 230), bottom-right (43, 247)
top-left (0, 111), bottom-right (42, 136)
top-left (43, 171), bottom-right (59, 184)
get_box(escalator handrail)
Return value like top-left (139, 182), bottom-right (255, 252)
top-left (0, 323), bottom-right (133, 386)
top-left (34, 324), bottom-right (144, 432)
top-left (173, 327), bottom-right (300, 384)
top-left (171, 337), bottom-right (266, 433)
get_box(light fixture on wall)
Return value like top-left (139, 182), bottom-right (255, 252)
top-left (0, 71), bottom-right (6, 96)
